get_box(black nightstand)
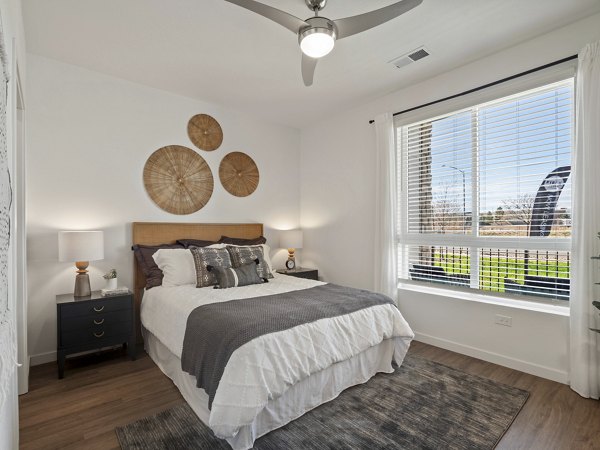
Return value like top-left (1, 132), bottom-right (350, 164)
top-left (56, 290), bottom-right (136, 379)
top-left (276, 268), bottom-right (319, 281)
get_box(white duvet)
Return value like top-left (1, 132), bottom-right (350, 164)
top-left (141, 274), bottom-right (414, 440)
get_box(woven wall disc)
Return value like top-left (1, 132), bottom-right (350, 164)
top-left (219, 152), bottom-right (259, 197)
top-left (143, 145), bottom-right (214, 215)
top-left (187, 114), bottom-right (223, 151)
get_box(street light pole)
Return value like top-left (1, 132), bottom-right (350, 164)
top-left (442, 164), bottom-right (466, 233)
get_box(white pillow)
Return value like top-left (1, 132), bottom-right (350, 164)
top-left (152, 248), bottom-right (196, 287)
top-left (261, 244), bottom-right (273, 273)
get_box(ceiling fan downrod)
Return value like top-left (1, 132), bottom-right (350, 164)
top-left (305, 0), bottom-right (327, 14)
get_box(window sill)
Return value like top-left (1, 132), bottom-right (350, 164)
top-left (397, 282), bottom-right (570, 317)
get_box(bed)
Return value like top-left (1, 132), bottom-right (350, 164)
top-left (133, 222), bottom-right (414, 450)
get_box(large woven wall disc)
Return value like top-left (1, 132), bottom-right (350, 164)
top-left (219, 152), bottom-right (259, 197)
top-left (144, 145), bottom-right (214, 215)
top-left (187, 114), bottom-right (223, 151)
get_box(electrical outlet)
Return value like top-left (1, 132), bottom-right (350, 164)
top-left (495, 314), bottom-right (512, 327)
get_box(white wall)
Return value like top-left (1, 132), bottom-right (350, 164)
top-left (26, 55), bottom-right (301, 365)
top-left (300, 13), bottom-right (600, 383)
top-left (0, 0), bottom-right (26, 448)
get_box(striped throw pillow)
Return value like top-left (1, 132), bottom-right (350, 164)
top-left (226, 245), bottom-right (274, 280)
top-left (190, 247), bottom-right (233, 288)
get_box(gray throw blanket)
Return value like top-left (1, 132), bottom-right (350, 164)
top-left (181, 283), bottom-right (395, 409)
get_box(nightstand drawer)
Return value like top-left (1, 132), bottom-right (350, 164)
top-left (59, 296), bottom-right (132, 319)
top-left (60, 309), bottom-right (132, 332)
top-left (60, 321), bottom-right (132, 348)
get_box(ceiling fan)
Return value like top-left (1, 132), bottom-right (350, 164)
top-left (224, 0), bottom-right (423, 86)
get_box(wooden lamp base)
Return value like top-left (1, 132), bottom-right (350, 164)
top-left (74, 261), bottom-right (91, 297)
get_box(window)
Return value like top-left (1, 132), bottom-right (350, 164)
top-left (396, 78), bottom-right (574, 302)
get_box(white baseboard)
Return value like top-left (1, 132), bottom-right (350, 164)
top-left (414, 331), bottom-right (569, 384)
top-left (30, 351), bottom-right (56, 367)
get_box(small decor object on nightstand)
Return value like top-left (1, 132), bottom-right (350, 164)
top-left (103, 268), bottom-right (118, 290)
top-left (280, 229), bottom-right (303, 271)
top-left (58, 231), bottom-right (104, 297)
top-left (101, 287), bottom-right (130, 297)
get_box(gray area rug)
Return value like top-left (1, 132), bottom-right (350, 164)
top-left (116, 354), bottom-right (528, 450)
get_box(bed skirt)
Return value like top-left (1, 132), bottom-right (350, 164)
top-left (143, 326), bottom-right (410, 450)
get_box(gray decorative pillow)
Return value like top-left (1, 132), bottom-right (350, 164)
top-left (208, 262), bottom-right (264, 289)
top-left (226, 245), bottom-right (273, 280)
top-left (190, 247), bottom-right (233, 288)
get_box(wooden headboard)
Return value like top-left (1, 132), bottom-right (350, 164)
top-left (132, 222), bottom-right (264, 342)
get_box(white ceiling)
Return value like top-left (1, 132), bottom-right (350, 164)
top-left (22, 0), bottom-right (600, 128)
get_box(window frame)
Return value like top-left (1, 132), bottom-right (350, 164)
top-left (394, 65), bottom-right (576, 303)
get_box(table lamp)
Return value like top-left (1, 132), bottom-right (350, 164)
top-left (58, 231), bottom-right (104, 297)
top-left (280, 229), bottom-right (303, 270)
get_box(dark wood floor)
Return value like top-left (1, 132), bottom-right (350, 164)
top-left (19, 341), bottom-right (600, 449)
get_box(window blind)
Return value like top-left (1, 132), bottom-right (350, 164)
top-left (397, 78), bottom-right (574, 302)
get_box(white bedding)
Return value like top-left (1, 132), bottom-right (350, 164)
top-left (142, 274), bottom-right (326, 358)
top-left (141, 274), bottom-right (414, 446)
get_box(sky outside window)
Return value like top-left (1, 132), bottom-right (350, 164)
top-left (427, 80), bottom-right (573, 237)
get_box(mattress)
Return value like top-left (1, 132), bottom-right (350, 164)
top-left (141, 274), bottom-right (414, 449)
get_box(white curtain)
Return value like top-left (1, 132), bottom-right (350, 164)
top-left (374, 113), bottom-right (398, 303)
top-left (570, 41), bottom-right (600, 399)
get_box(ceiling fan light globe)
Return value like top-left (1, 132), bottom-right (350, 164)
top-left (300, 30), bottom-right (335, 58)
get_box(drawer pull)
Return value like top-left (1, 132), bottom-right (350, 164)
top-left (94, 331), bottom-right (105, 338)
top-left (93, 306), bottom-right (105, 312)
top-left (93, 319), bottom-right (105, 325)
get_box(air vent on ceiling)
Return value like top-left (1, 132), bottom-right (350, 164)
top-left (390, 46), bottom-right (430, 69)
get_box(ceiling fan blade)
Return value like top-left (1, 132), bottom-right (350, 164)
top-left (301, 53), bottom-right (318, 87)
top-left (334, 0), bottom-right (423, 39)
top-left (224, 0), bottom-right (308, 34)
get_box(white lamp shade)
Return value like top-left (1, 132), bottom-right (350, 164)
top-left (280, 230), bottom-right (303, 249)
top-left (58, 231), bottom-right (104, 262)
